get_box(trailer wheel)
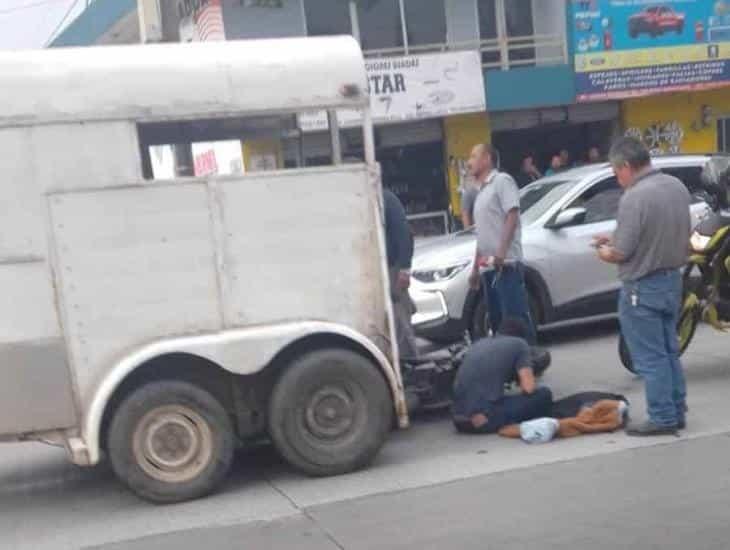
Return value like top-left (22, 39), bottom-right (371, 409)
top-left (108, 380), bottom-right (234, 504)
top-left (268, 349), bottom-right (392, 477)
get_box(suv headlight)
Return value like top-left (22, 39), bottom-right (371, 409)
top-left (690, 232), bottom-right (711, 252)
top-left (412, 262), bottom-right (470, 283)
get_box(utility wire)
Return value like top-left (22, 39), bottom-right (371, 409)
top-left (44, 0), bottom-right (82, 47)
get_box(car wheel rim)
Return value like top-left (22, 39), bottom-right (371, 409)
top-left (132, 405), bottom-right (213, 484)
top-left (304, 385), bottom-right (356, 440)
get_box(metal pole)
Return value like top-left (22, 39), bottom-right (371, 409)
top-left (349, 0), bottom-right (361, 43)
top-left (363, 109), bottom-right (376, 167)
top-left (398, 0), bottom-right (409, 55)
top-left (496, 0), bottom-right (509, 70)
top-left (328, 110), bottom-right (342, 165)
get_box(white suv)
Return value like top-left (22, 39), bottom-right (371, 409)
top-left (410, 156), bottom-right (712, 342)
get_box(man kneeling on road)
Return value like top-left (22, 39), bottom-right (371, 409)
top-left (452, 319), bottom-right (552, 434)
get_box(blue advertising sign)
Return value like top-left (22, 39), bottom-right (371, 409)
top-left (571, 0), bottom-right (730, 101)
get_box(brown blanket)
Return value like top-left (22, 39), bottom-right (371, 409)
top-left (499, 399), bottom-right (624, 439)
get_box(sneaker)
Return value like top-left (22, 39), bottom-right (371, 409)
top-left (625, 420), bottom-right (678, 437)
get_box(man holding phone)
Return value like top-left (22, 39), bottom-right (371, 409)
top-left (594, 137), bottom-right (690, 436)
top-left (467, 144), bottom-right (536, 344)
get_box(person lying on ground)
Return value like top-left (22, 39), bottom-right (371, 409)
top-left (451, 318), bottom-right (552, 434)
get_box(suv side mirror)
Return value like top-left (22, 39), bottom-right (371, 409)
top-left (548, 207), bottom-right (587, 229)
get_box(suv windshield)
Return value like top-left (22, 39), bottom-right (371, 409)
top-left (520, 179), bottom-right (579, 225)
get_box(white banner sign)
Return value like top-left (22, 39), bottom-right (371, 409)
top-left (298, 50), bottom-right (486, 132)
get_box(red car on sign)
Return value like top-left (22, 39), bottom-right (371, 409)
top-left (628, 5), bottom-right (685, 38)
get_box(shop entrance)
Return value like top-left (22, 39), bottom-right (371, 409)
top-left (378, 141), bottom-right (448, 236)
top-left (492, 120), bottom-right (616, 179)
top-left (286, 120), bottom-right (450, 237)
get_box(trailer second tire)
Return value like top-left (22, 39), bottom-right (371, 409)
top-left (268, 348), bottom-right (392, 477)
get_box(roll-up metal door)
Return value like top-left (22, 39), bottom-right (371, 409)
top-left (376, 119), bottom-right (443, 148)
top-left (490, 102), bottom-right (619, 131)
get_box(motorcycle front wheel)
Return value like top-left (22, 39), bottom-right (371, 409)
top-left (618, 303), bottom-right (700, 374)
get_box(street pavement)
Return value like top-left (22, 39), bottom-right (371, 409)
top-left (1, 321), bottom-right (729, 549)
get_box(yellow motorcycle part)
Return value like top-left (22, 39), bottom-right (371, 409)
top-left (688, 254), bottom-right (707, 265)
top-left (679, 293), bottom-right (701, 348)
top-left (725, 256), bottom-right (730, 275)
top-left (708, 226), bottom-right (730, 252)
top-left (702, 304), bottom-right (730, 332)
top-left (683, 293), bottom-right (700, 310)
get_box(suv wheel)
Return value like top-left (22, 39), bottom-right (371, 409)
top-left (470, 296), bottom-right (490, 340)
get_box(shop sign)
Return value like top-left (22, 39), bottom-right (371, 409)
top-left (571, 0), bottom-right (730, 102)
top-left (297, 50), bottom-right (486, 132)
top-left (194, 149), bottom-right (219, 176)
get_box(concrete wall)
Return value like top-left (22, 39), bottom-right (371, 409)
top-left (443, 113), bottom-right (490, 216)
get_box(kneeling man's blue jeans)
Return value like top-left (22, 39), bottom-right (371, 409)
top-left (619, 269), bottom-right (687, 427)
top-left (453, 387), bottom-right (553, 434)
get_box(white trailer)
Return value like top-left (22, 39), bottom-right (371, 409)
top-left (0, 36), bottom-right (407, 503)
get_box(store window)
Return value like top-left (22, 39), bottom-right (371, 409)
top-left (138, 114), bottom-right (324, 179)
top-left (505, 0), bottom-right (535, 65)
top-left (220, 0), bottom-right (303, 40)
top-left (357, 0), bottom-right (403, 52)
top-left (403, 0), bottom-right (446, 47)
top-left (477, 0), bottom-right (499, 66)
top-left (303, 0), bottom-right (351, 36)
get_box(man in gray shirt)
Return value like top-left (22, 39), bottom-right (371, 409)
top-left (467, 144), bottom-right (536, 343)
top-left (461, 183), bottom-right (479, 228)
top-left (594, 137), bottom-right (690, 436)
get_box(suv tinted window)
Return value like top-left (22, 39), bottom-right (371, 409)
top-left (661, 166), bottom-right (704, 203)
top-left (566, 177), bottom-right (622, 225)
top-left (520, 179), bottom-right (579, 225)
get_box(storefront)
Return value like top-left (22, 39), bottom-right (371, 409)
top-left (569, 0), bottom-right (730, 154)
top-left (283, 120), bottom-right (447, 235)
top-left (489, 102), bottom-right (620, 176)
top-left (292, 49), bottom-right (488, 236)
top-left (622, 87), bottom-right (730, 154)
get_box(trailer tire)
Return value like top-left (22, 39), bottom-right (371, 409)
top-left (268, 349), bottom-right (392, 477)
top-left (108, 380), bottom-right (234, 504)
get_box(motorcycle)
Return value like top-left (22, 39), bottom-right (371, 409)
top-left (619, 157), bottom-right (730, 373)
top-left (403, 332), bottom-right (552, 413)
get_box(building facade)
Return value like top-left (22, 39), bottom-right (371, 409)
top-left (53, 0), bottom-right (730, 234)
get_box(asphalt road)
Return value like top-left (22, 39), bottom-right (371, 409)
top-left (94, 433), bottom-right (730, 550)
top-left (2, 321), bottom-right (729, 549)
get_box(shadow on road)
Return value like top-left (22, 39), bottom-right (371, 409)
top-left (539, 319), bottom-right (619, 346)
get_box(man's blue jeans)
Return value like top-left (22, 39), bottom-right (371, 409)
top-left (619, 269), bottom-right (687, 427)
top-left (481, 264), bottom-right (537, 344)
